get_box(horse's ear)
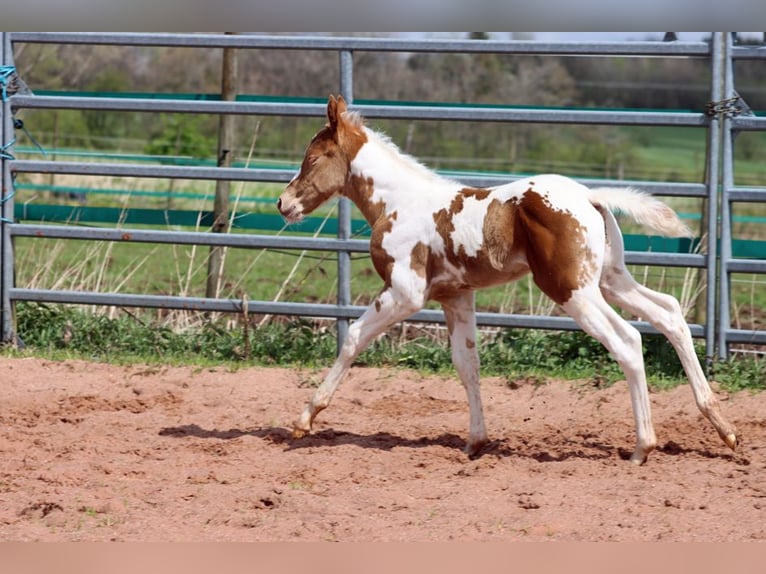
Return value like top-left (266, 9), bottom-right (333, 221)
top-left (327, 95), bottom-right (347, 129)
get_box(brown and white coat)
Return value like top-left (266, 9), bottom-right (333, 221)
top-left (278, 96), bottom-right (738, 464)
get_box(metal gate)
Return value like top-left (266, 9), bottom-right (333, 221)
top-left (1, 32), bottom-right (764, 359)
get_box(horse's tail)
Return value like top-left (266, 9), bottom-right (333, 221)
top-left (587, 186), bottom-right (692, 238)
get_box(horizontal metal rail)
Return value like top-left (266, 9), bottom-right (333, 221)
top-left (10, 160), bottom-right (708, 198)
top-left (9, 223), bottom-right (704, 268)
top-left (9, 32), bottom-right (713, 57)
top-left (11, 224), bottom-right (370, 252)
top-left (726, 259), bottom-right (766, 273)
top-left (10, 94), bottom-right (710, 127)
top-left (727, 187), bottom-right (766, 202)
top-left (731, 116), bottom-right (766, 131)
top-left (724, 329), bottom-right (766, 345)
top-left (9, 287), bottom-right (704, 339)
top-left (731, 45), bottom-right (766, 60)
top-left (11, 159), bottom-right (294, 183)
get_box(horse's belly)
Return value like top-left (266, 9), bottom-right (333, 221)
top-left (428, 259), bottom-right (530, 300)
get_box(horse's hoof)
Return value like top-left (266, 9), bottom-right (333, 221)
top-left (629, 452), bottom-right (648, 465)
top-left (292, 427), bottom-right (309, 439)
top-left (464, 438), bottom-right (489, 459)
top-left (723, 432), bottom-right (738, 451)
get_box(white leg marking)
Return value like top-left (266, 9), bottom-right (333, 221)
top-left (441, 291), bottom-right (488, 456)
top-left (599, 209), bottom-right (738, 451)
top-left (563, 285), bottom-right (657, 464)
top-left (292, 287), bottom-right (422, 438)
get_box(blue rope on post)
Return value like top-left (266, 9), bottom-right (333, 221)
top-left (1, 66), bottom-right (45, 223)
top-left (0, 135), bottom-right (13, 160)
top-left (0, 147), bottom-right (12, 221)
top-left (0, 189), bottom-right (14, 223)
top-left (0, 65), bottom-right (16, 101)
top-left (1, 66), bottom-right (18, 222)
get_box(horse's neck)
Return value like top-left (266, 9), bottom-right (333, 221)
top-left (348, 131), bottom-right (454, 223)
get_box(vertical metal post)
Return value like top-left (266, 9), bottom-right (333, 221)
top-left (336, 49), bottom-right (353, 353)
top-left (206, 33), bottom-right (238, 299)
top-left (703, 33), bottom-right (724, 364)
top-left (717, 33), bottom-right (735, 359)
top-left (1, 33), bottom-right (16, 344)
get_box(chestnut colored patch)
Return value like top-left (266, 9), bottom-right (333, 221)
top-left (436, 186), bottom-right (506, 232)
top-left (481, 198), bottom-right (519, 271)
top-left (409, 241), bottom-right (429, 281)
top-left (370, 211), bottom-right (398, 289)
top-left (515, 190), bottom-right (592, 305)
top-left (461, 187), bottom-right (491, 201)
top-left (433, 201), bottom-right (459, 257)
top-left (289, 128), bottom-right (350, 213)
top-left (326, 94), bottom-right (368, 164)
top-left (336, 114), bottom-right (368, 164)
top-left (426, 251), bottom-right (468, 302)
top-left (347, 174), bottom-right (386, 223)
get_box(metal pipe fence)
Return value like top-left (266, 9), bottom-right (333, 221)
top-left (717, 35), bottom-right (766, 354)
top-left (1, 32), bottom-right (764, 358)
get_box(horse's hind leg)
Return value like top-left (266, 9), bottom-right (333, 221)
top-left (600, 267), bottom-right (738, 450)
top-left (598, 208), bottom-right (738, 451)
top-left (561, 285), bottom-right (657, 464)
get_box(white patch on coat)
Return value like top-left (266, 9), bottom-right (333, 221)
top-left (449, 195), bottom-right (490, 257)
top-left (351, 128), bottom-right (462, 217)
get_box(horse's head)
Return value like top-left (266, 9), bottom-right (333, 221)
top-left (277, 95), bottom-right (366, 223)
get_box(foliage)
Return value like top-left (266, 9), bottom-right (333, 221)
top-left (711, 355), bottom-right (766, 392)
top-left (144, 114), bottom-right (215, 160)
top-left (9, 303), bottom-right (763, 392)
top-left (13, 303), bottom-right (337, 366)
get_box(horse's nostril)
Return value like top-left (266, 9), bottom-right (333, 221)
top-left (277, 198), bottom-right (282, 210)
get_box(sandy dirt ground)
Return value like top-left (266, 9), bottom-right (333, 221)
top-left (1, 356), bottom-right (764, 541)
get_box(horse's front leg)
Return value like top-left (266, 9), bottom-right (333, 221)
top-left (441, 291), bottom-right (488, 457)
top-left (292, 288), bottom-right (422, 438)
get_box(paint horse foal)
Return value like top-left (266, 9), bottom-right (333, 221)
top-left (278, 95), bottom-right (738, 464)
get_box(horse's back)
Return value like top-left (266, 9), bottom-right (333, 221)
top-left (491, 173), bottom-right (589, 202)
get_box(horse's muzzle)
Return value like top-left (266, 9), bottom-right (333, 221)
top-left (277, 197), bottom-right (302, 223)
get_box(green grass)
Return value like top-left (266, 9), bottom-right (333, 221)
top-left (621, 126), bottom-right (766, 187)
top-left (5, 302), bottom-right (764, 393)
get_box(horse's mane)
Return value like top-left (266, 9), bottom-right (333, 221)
top-left (346, 112), bottom-right (454, 186)
top-left (342, 109), bottom-right (365, 128)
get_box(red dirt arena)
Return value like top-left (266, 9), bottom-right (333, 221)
top-left (0, 357), bottom-right (764, 541)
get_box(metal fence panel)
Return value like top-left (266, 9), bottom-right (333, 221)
top-left (2, 32), bottom-right (762, 359)
top-left (716, 34), bottom-right (766, 356)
